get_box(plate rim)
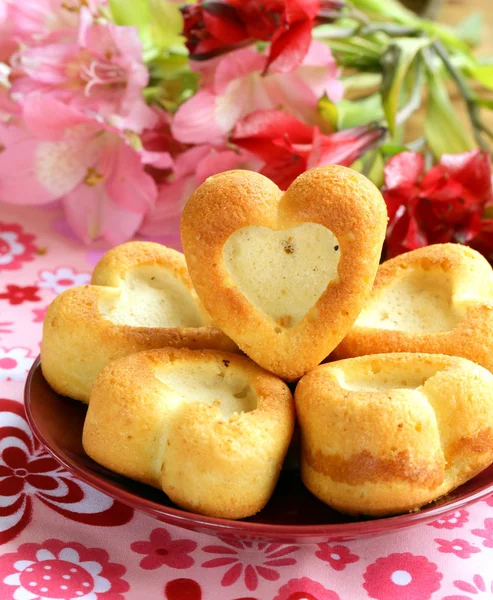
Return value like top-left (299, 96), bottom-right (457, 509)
top-left (24, 356), bottom-right (493, 539)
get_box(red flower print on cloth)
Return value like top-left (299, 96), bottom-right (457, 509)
top-left (164, 579), bottom-right (202, 600)
top-left (273, 577), bottom-right (341, 600)
top-left (485, 494), bottom-right (493, 507)
top-left (443, 575), bottom-right (493, 600)
top-left (363, 552), bottom-right (442, 600)
top-left (0, 222), bottom-right (37, 271)
top-left (428, 509), bottom-right (469, 529)
top-left (0, 539), bottom-right (129, 600)
top-left (315, 543), bottom-right (359, 571)
top-left (471, 517), bottom-right (493, 547)
top-left (201, 538), bottom-right (298, 591)
top-left (37, 268), bottom-right (91, 294)
top-left (0, 348), bottom-right (33, 382)
top-left (131, 528), bottom-right (196, 570)
top-left (435, 538), bottom-right (481, 559)
top-left (0, 284), bottom-right (41, 305)
top-left (0, 399), bottom-right (133, 544)
top-left (32, 308), bottom-right (48, 324)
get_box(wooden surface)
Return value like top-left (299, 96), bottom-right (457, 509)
top-left (407, 0), bottom-right (493, 141)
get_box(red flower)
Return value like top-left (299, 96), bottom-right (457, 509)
top-left (363, 552), bottom-right (442, 600)
top-left (315, 543), bottom-right (359, 571)
top-left (428, 509), bottom-right (469, 529)
top-left (0, 399), bottom-right (133, 544)
top-left (165, 579), bottom-right (203, 600)
top-left (471, 517), bottom-right (493, 548)
top-left (131, 528), bottom-right (196, 570)
top-left (0, 284), bottom-right (40, 305)
top-left (232, 109), bottom-right (385, 189)
top-left (182, 0), bottom-right (343, 72)
top-left (383, 149), bottom-right (493, 262)
top-left (274, 577), bottom-right (341, 600)
top-left (0, 539), bottom-right (129, 600)
top-left (435, 538), bottom-right (481, 559)
top-left (201, 538), bottom-right (298, 591)
top-left (0, 222), bottom-right (37, 271)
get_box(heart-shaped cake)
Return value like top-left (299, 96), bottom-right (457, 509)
top-left (41, 242), bottom-right (236, 402)
top-left (181, 166), bottom-right (388, 379)
top-left (296, 353), bottom-right (493, 516)
top-left (333, 244), bottom-right (493, 370)
top-left (83, 348), bottom-right (295, 519)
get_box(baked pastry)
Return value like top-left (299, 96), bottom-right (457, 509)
top-left (295, 353), bottom-right (493, 516)
top-left (181, 166), bottom-right (387, 380)
top-left (41, 242), bottom-right (236, 402)
top-left (83, 348), bottom-right (295, 519)
top-left (333, 244), bottom-right (493, 371)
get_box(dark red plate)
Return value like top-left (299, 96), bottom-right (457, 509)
top-left (25, 357), bottom-right (493, 544)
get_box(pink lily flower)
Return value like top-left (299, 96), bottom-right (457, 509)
top-left (11, 8), bottom-right (154, 132)
top-left (0, 96), bottom-right (160, 244)
top-left (171, 40), bottom-right (343, 144)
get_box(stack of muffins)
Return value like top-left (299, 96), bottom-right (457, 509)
top-left (41, 165), bottom-right (493, 520)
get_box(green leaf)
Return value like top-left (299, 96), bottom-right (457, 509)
top-left (109, 0), bottom-right (185, 62)
top-left (454, 12), bottom-right (482, 47)
top-left (380, 38), bottom-right (430, 135)
top-left (467, 64), bottom-right (493, 91)
top-left (319, 94), bottom-right (384, 129)
top-left (424, 76), bottom-right (474, 157)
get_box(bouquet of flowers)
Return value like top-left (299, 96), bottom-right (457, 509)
top-left (0, 0), bottom-right (491, 262)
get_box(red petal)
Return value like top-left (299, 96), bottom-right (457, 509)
top-left (256, 565), bottom-right (281, 581)
top-left (440, 149), bottom-right (492, 202)
top-left (384, 151), bottom-right (424, 190)
top-left (245, 565), bottom-right (258, 591)
top-left (27, 456), bottom-right (60, 474)
top-left (202, 557), bottom-right (238, 568)
top-left (285, 0), bottom-right (320, 22)
top-left (202, 9), bottom-right (248, 44)
top-left (165, 578), bottom-right (202, 600)
top-left (232, 109), bottom-right (313, 144)
top-left (0, 476), bottom-right (24, 496)
top-left (221, 563), bottom-right (243, 586)
top-left (2, 446), bottom-right (28, 469)
top-left (25, 474), bottom-right (59, 490)
top-left (265, 20), bottom-right (313, 73)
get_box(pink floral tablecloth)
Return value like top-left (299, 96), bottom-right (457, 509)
top-left (1, 203), bottom-right (493, 600)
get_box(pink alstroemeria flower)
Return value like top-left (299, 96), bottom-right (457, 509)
top-left (0, 96), bottom-right (159, 244)
top-left (12, 8), bottom-right (154, 132)
top-left (140, 144), bottom-right (260, 237)
top-left (7, 0), bottom-right (103, 46)
top-left (172, 40), bottom-right (343, 144)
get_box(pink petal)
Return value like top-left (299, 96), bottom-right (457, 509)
top-left (102, 140), bottom-right (157, 213)
top-left (173, 145), bottom-right (213, 179)
top-left (221, 563), bottom-right (243, 586)
top-left (0, 123), bottom-right (59, 205)
top-left (171, 90), bottom-right (226, 144)
top-left (454, 580), bottom-right (479, 593)
top-left (23, 96), bottom-right (91, 140)
top-left (63, 183), bottom-right (143, 244)
top-left (139, 177), bottom-right (193, 237)
top-left (202, 557), bottom-right (238, 568)
top-left (256, 565), bottom-right (281, 581)
top-left (195, 148), bottom-right (254, 184)
top-left (214, 48), bottom-right (265, 94)
top-left (202, 545), bottom-right (238, 555)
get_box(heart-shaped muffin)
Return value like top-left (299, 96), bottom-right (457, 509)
top-left (295, 353), bottom-right (493, 516)
top-left (181, 166), bottom-right (387, 379)
top-left (333, 244), bottom-right (493, 370)
top-left (41, 242), bottom-right (236, 402)
top-left (83, 348), bottom-right (295, 519)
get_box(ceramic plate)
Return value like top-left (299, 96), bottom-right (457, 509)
top-left (25, 357), bottom-right (493, 544)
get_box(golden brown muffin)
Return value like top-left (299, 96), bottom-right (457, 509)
top-left (83, 348), bottom-right (295, 519)
top-left (333, 244), bottom-right (493, 370)
top-left (181, 166), bottom-right (388, 380)
top-left (295, 353), bottom-right (493, 516)
top-left (41, 242), bottom-right (236, 402)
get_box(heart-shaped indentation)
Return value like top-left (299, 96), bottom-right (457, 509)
top-left (223, 224), bottom-right (340, 328)
top-left (99, 265), bottom-right (205, 328)
top-left (181, 166), bottom-right (388, 379)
